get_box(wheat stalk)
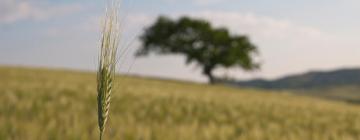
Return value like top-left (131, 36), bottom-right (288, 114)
top-left (97, 0), bottom-right (120, 140)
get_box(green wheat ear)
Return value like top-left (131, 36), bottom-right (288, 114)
top-left (97, 0), bottom-right (120, 140)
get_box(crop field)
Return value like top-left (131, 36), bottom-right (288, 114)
top-left (2, 66), bottom-right (360, 140)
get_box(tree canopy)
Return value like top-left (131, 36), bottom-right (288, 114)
top-left (137, 16), bottom-right (260, 84)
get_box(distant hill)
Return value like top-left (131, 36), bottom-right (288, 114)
top-left (234, 68), bottom-right (360, 90)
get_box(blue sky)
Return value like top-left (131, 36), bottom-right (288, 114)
top-left (1, 0), bottom-right (360, 82)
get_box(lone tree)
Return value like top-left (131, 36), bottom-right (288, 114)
top-left (137, 16), bottom-right (260, 84)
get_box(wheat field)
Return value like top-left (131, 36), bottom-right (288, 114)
top-left (2, 66), bottom-right (360, 140)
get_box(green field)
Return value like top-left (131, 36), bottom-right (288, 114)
top-left (2, 66), bottom-right (360, 140)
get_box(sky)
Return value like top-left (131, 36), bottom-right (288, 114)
top-left (1, 0), bottom-right (360, 82)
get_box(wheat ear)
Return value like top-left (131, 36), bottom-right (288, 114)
top-left (97, 1), bottom-right (120, 140)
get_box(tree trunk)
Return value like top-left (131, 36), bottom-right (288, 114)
top-left (207, 72), bottom-right (215, 84)
top-left (203, 65), bottom-right (215, 84)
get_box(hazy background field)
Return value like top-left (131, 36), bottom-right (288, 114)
top-left (3, 66), bottom-right (360, 140)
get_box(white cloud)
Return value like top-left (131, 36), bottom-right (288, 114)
top-left (0, 0), bottom-right (84, 24)
top-left (193, 0), bottom-right (224, 5)
top-left (183, 11), bottom-right (331, 44)
top-left (163, 0), bottom-right (231, 6)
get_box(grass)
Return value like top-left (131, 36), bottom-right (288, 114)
top-left (2, 66), bottom-right (360, 139)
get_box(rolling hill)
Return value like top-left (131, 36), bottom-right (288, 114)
top-left (232, 68), bottom-right (360, 103)
top-left (235, 68), bottom-right (360, 89)
top-left (2, 66), bottom-right (360, 140)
